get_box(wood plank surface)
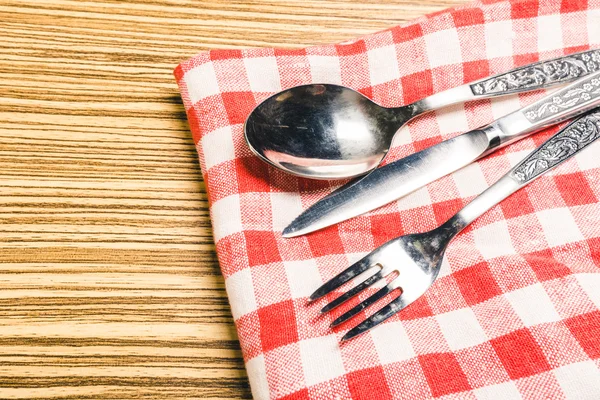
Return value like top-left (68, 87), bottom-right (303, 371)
top-left (0, 0), bottom-right (468, 398)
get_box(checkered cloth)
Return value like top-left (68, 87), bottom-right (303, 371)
top-left (174, 0), bottom-right (600, 398)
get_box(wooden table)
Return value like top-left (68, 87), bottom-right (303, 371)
top-left (0, 0), bottom-right (467, 398)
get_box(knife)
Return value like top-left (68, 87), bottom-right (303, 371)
top-left (283, 69), bottom-right (600, 238)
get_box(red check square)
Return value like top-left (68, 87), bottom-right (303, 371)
top-left (452, 7), bottom-right (485, 27)
top-left (554, 172), bottom-right (598, 206)
top-left (588, 237), bottom-right (600, 266)
top-left (347, 366), bottom-right (393, 400)
top-left (514, 52), bottom-right (540, 67)
top-left (401, 70), bottom-right (434, 104)
top-left (500, 187), bottom-right (535, 219)
top-left (221, 91), bottom-right (257, 125)
top-left (370, 213), bottom-right (403, 248)
top-left (454, 261), bottom-right (503, 305)
top-left (561, 0), bottom-right (588, 13)
top-left (306, 226), bottom-right (345, 258)
top-left (236, 157), bottom-right (272, 194)
top-left (491, 328), bottom-right (552, 379)
top-left (258, 300), bottom-right (299, 352)
top-left (511, 0), bottom-right (539, 18)
top-left (564, 311), bottom-right (600, 359)
top-left (391, 23), bottom-right (423, 43)
top-left (432, 198), bottom-right (464, 226)
top-left (418, 353), bottom-right (472, 397)
top-left (335, 40), bottom-right (367, 56)
top-left (524, 249), bottom-right (571, 282)
top-left (244, 230), bottom-right (282, 267)
top-left (462, 60), bottom-right (491, 83)
top-left (210, 49), bottom-right (243, 60)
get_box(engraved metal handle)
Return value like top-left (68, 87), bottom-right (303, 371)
top-left (489, 69), bottom-right (600, 147)
top-left (521, 71), bottom-right (600, 124)
top-left (449, 110), bottom-right (600, 232)
top-left (470, 49), bottom-right (600, 96)
top-left (413, 49), bottom-right (600, 112)
top-left (511, 110), bottom-right (600, 183)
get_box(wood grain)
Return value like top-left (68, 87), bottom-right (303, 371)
top-left (0, 0), bottom-right (468, 398)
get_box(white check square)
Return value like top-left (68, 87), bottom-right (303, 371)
top-left (436, 308), bottom-right (488, 350)
top-left (425, 29), bottom-right (463, 68)
top-left (396, 186), bottom-right (431, 211)
top-left (588, 9), bottom-right (600, 46)
top-left (270, 192), bottom-right (303, 231)
top-left (308, 55), bottom-right (342, 84)
top-left (553, 361), bottom-right (600, 399)
top-left (371, 321), bottom-right (416, 364)
top-left (473, 220), bottom-right (516, 260)
top-left (490, 93), bottom-right (523, 120)
top-left (184, 63), bottom-right (220, 104)
top-left (452, 162), bottom-right (489, 198)
top-left (225, 268), bottom-right (257, 319)
top-left (246, 355), bottom-right (270, 400)
top-left (474, 381), bottom-right (521, 400)
top-left (368, 45), bottom-right (400, 85)
top-left (244, 56), bottom-right (281, 92)
top-left (435, 103), bottom-right (470, 135)
top-left (537, 208), bottom-right (584, 248)
top-left (505, 283), bottom-right (561, 326)
top-left (391, 125), bottom-right (413, 146)
top-left (575, 140), bottom-right (600, 171)
top-left (284, 259), bottom-right (322, 299)
top-left (211, 195), bottom-right (243, 242)
top-left (575, 273), bottom-right (600, 309)
top-left (538, 15), bottom-right (563, 52)
top-left (202, 126), bottom-right (236, 170)
top-left (485, 21), bottom-right (514, 59)
top-left (505, 149), bottom-right (530, 168)
top-left (299, 335), bottom-right (345, 386)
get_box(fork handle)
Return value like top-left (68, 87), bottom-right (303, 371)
top-left (413, 49), bottom-right (600, 112)
top-left (446, 109), bottom-right (600, 233)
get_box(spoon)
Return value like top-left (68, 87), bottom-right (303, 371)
top-left (243, 49), bottom-right (600, 180)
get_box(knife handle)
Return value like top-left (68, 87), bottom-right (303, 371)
top-left (489, 69), bottom-right (600, 147)
top-left (413, 49), bottom-right (600, 112)
top-left (448, 110), bottom-right (600, 232)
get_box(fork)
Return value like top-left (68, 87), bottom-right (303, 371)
top-left (311, 110), bottom-right (600, 341)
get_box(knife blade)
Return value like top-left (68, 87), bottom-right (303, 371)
top-left (282, 129), bottom-right (491, 237)
top-left (282, 70), bottom-right (600, 238)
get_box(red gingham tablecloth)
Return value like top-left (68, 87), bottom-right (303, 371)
top-left (174, 0), bottom-right (600, 398)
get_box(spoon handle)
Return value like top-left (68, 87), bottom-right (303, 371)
top-left (412, 48), bottom-right (600, 112)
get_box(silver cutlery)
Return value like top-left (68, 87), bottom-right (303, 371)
top-left (245, 49), bottom-right (600, 180)
top-left (283, 69), bottom-right (600, 238)
top-left (311, 109), bottom-right (600, 341)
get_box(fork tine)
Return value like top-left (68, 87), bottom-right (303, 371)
top-left (330, 284), bottom-right (393, 327)
top-left (320, 270), bottom-right (383, 313)
top-left (341, 295), bottom-right (406, 341)
top-left (309, 256), bottom-right (375, 301)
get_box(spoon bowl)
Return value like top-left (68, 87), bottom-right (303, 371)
top-left (244, 84), bottom-right (410, 179)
